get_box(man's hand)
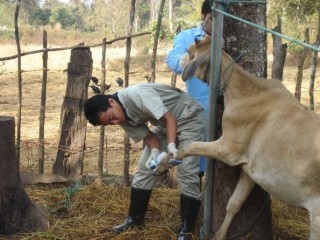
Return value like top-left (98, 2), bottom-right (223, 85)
top-left (179, 52), bottom-right (190, 69)
top-left (167, 142), bottom-right (178, 158)
top-left (145, 148), bottom-right (160, 169)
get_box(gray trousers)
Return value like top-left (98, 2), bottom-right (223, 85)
top-left (132, 108), bottom-right (206, 200)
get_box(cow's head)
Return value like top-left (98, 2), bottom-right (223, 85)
top-left (182, 35), bottom-right (212, 83)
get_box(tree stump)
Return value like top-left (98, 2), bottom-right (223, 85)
top-left (0, 116), bottom-right (48, 234)
top-left (53, 47), bottom-right (92, 179)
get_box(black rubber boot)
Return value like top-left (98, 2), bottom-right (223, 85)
top-left (112, 188), bottom-right (152, 234)
top-left (177, 194), bottom-right (201, 240)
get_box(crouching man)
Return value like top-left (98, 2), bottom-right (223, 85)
top-left (83, 83), bottom-right (206, 240)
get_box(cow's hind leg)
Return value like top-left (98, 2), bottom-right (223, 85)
top-left (213, 171), bottom-right (256, 240)
top-left (309, 205), bottom-right (320, 240)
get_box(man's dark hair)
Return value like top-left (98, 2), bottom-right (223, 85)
top-left (201, 0), bottom-right (211, 15)
top-left (84, 94), bottom-right (114, 126)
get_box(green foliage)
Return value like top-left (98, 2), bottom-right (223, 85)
top-left (268, 0), bottom-right (320, 55)
top-left (136, 0), bottom-right (150, 30)
top-left (31, 8), bottom-right (51, 26)
top-left (174, 0), bottom-right (203, 29)
top-left (71, 4), bottom-right (88, 31)
top-left (149, 20), bottom-right (174, 43)
top-left (103, 171), bottom-right (111, 177)
top-left (0, 0), bottom-right (15, 28)
top-left (0, 27), bottom-right (15, 39)
top-left (51, 7), bottom-right (76, 29)
top-left (269, 0), bottom-right (319, 23)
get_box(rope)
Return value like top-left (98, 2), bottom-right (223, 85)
top-left (64, 180), bottom-right (83, 208)
top-left (216, 32), bottom-right (268, 95)
top-left (43, 180), bottom-right (84, 213)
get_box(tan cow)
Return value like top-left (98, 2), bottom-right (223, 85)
top-left (179, 35), bottom-right (320, 240)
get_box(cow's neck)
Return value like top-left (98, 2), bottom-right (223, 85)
top-left (220, 52), bottom-right (265, 101)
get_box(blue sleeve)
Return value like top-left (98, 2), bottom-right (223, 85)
top-left (166, 33), bottom-right (188, 74)
top-left (166, 28), bottom-right (200, 74)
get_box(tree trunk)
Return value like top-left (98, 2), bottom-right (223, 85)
top-left (212, 3), bottom-right (273, 239)
top-left (0, 116), bottom-right (48, 234)
top-left (149, 0), bottom-right (158, 25)
top-left (53, 47), bottom-right (92, 179)
top-left (170, 24), bottom-right (181, 88)
top-left (150, 0), bottom-right (166, 82)
top-left (272, 15), bottom-right (287, 81)
top-left (168, 0), bottom-right (173, 33)
top-left (295, 28), bottom-right (310, 101)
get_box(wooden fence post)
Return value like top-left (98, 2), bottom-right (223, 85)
top-left (295, 28), bottom-right (310, 101)
top-left (38, 29), bottom-right (48, 174)
top-left (52, 46), bottom-right (92, 179)
top-left (122, 0), bottom-right (136, 187)
top-left (271, 15), bottom-right (287, 81)
top-left (14, 0), bottom-right (22, 164)
top-left (97, 38), bottom-right (107, 184)
top-left (0, 116), bottom-right (48, 234)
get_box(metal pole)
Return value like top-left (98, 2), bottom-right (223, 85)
top-left (203, 0), bottom-right (225, 238)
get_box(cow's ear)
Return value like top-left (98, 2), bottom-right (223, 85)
top-left (195, 52), bottom-right (211, 81)
top-left (205, 63), bottom-right (211, 84)
top-left (196, 60), bottom-right (211, 83)
top-left (182, 51), bottom-right (211, 82)
top-left (182, 60), bottom-right (198, 81)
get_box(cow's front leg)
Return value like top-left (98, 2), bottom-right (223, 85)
top-left (213, 171), bottom-right (256, 240)
top-left (177, 138), bottom-right (243, 166)
top-left (309, 206), bottom-right (320, 240)
top-left (177, 140), bottom-right (226, 159)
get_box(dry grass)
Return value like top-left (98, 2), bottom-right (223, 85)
top-left (272, 199), bottom-right (309, 240)
top-left (0, 184), bottom-right (310, 240)
top-left (1, 184), bottom-right (182, 240)
top-left (0, 42), bottom-right (319, 239)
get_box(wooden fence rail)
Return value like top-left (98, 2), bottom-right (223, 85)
top-left (0, 32), bottom-right (151, 62)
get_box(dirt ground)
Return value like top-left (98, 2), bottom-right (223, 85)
top-left (0, 45), bottom-right (318, 239)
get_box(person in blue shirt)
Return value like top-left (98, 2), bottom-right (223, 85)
top-left (166, 0), bottom-right (212, 186)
